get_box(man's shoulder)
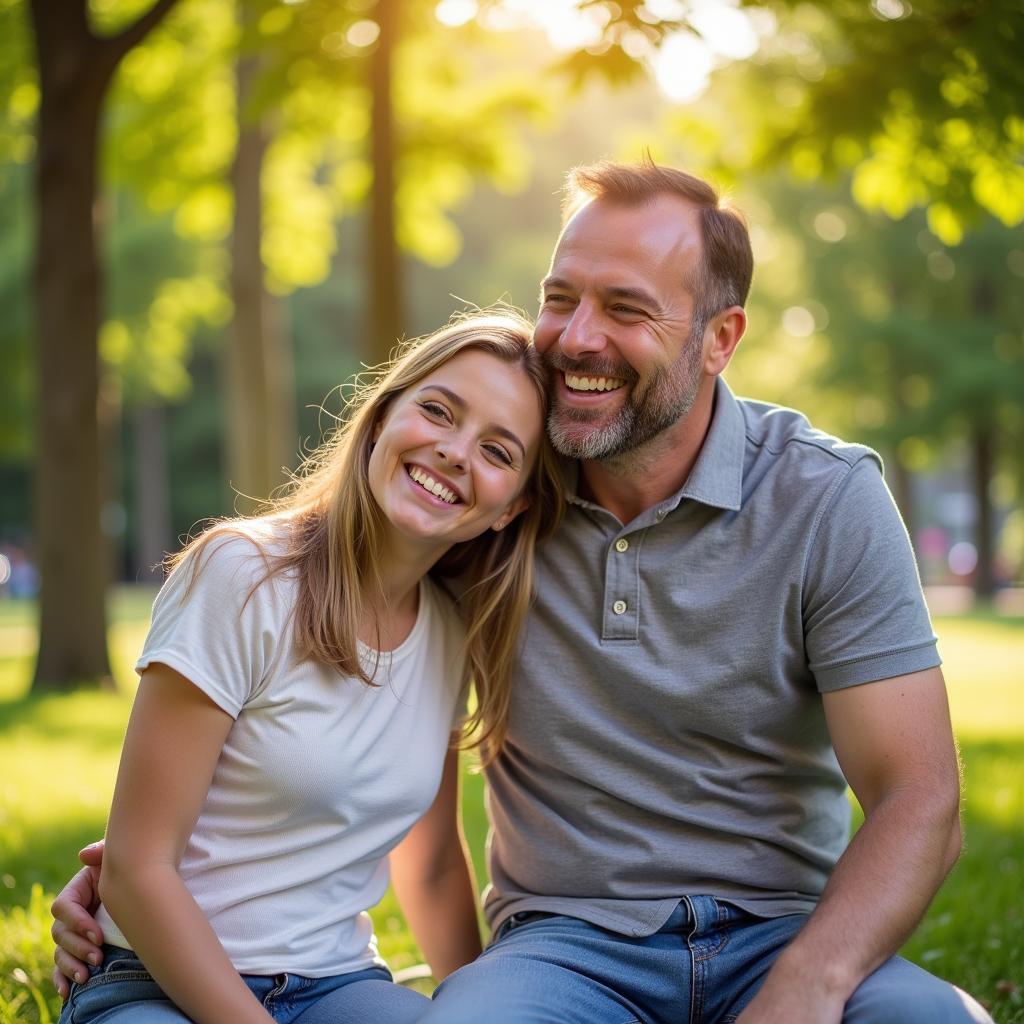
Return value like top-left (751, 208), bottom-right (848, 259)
top-left (734, 394), bottom-right (880, 473)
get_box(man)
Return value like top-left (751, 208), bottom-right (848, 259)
top-left (52, 161), bottom-right (990, 1022)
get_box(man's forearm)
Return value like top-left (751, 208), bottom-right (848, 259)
top-left (394, 856), bottom-right (483, 980)
top-left (763, 781), bottom-right (961, 1000)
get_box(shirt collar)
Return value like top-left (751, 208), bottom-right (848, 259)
top-left (674, 377), bottom-right (745, 512)
top-left (564, 376), bottom-right (745, 515)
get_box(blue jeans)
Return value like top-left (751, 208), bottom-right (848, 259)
top-left (418, 897), bottom-right (991, 1024)
top-left (58, 945), bottom-right (429, 1024)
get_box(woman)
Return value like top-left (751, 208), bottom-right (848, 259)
top-left (55, 310), bottom-right (563, 1024)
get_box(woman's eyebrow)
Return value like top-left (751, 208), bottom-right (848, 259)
top-left (418, 385), bottom-right (527, 458)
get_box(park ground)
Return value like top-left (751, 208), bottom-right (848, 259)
top-left (0, 592), bottom-right (1021, 1023)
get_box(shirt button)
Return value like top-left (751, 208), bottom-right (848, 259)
top-left (614, 538), bottom-right (629, 553)
top-left (612, 600), bottom-right (627, 615)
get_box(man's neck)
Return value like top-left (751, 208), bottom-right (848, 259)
top-left (577, 380), bottom-right (716, 525)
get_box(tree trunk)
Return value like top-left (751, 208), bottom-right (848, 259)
top-left (888, 452), bottom-right (915, 553)
top-left (29, 0), bottom-right (178, 691)
top-left (969, 277), bottom-right (998, 602)
top-left (30, 9), bottom-right (112, 690)
top-left (971, 424), bottom-right (996, 601)
top-left (32, 89), bottom-right (113, 688)
top-left (368, 0), bottom-right (402, 366)
top-left (225, 51), bottom-right (295, 508)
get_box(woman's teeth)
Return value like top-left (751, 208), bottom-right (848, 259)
top-left (408, 466), bottom-right (458, 504)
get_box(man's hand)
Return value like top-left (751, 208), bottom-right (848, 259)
top-left (51, 842), bottom-right (105, 1000)
top-left (734, 959), bottom-right (845, 1024)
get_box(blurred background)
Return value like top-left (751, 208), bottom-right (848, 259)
top-left (2, 0), bottom-right (1023, 660)
top-left (0, 1), bottom-right (1022, 1020)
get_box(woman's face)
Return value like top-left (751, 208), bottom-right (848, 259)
top-left (368, 348), bottom-right (544, 555)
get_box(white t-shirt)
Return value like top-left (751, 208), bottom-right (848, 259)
top-left (96, 526), bottom-right (467, 977)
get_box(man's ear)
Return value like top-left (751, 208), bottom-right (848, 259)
top-left (703, 306), bottom-right (746, 377)
top-left (491, 495), bottom-right (530, 532)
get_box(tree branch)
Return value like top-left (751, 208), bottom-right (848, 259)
top-left (96, 0), bottom-right (180, 69)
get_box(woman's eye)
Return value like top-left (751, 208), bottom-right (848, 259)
top-left (484, 443), bottom-right (514, 466)
top-left (420, 401), bottom-right (450, 420)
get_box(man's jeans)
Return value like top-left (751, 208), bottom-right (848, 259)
top-left (420, 896), bottom-right (992, 1024)
top-left (57, 945), bottom-right (429, 1024)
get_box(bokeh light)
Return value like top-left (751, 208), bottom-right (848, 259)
top-left (949, 542), bottom-right (979, 577)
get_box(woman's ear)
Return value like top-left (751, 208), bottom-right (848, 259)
top-left (491, 496), bottom-right (529, 532)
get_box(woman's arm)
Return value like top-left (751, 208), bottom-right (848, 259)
top-left (98, 663), bottom-right (274, 1024)
top-left (388, 742), bottom-right (483, 979)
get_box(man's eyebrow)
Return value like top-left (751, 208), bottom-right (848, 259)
top-left (418, 384), bottom-right (527, 457)
top-left (604, 286), bottom-right (662, 313)
top-left (540, 275), bottom-right (574, 295)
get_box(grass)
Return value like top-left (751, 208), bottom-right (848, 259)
top-left (1, 595), bottom-right (1021, 1022)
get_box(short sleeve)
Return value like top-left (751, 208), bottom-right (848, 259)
top-left (137, 533), bottom-right (280, 717)
top-left (803, 456), bottom-right (940, 692)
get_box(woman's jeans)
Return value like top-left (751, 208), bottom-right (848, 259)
top-left (58, 945), bottom-right (429, 1024)
top-left (418, 896), bottom-right (992, 1024)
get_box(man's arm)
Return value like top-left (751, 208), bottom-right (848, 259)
top-left (389, 741), bottom-right (483, 979)
top-left (736, 666), bottom-right (961, 1024)
top-left (51, 844), bottom-right (105, 998)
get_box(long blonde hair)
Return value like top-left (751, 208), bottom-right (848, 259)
top-left (171, 308), bottom-right (564, 762)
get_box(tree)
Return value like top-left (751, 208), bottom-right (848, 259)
top-left (727, 177), bottom-right (1024, 596)
top-left (649, 0), bottom-right (1024, 240)
top-left (28, 0), bottom-right (180, 690)
top-left (7, 0), bottom-right (557, 692)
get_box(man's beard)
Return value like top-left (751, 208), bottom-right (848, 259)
top-left (544, 319), bottom-right (707, 462)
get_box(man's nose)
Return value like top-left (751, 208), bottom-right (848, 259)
top-left (559, 304), bottom-right (607, 360)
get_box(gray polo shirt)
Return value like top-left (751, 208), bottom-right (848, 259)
top-left (483, 379), bottom-right (940, 937)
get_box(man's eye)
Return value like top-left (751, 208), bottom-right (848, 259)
top-left (543, 294), bottom-right (571, 305)
top-left (612, 305), bottom-right (643, 316)
top-left (483, 443), bottom-right (514, 466)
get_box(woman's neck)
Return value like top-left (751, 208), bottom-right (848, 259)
top-left (356, 537), bottom-right (446, 651)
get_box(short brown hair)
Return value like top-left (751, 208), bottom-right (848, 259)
top-left (563, 159), bottom-right (753, 324)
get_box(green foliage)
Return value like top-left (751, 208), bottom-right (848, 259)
top-left (733, 0), bottom-right (1024, 239)
top-left (0, 0), bottom-right (35, 170)
top-left (726, 175), bottom-right (1024, 523)
top-left (0, 886), bottom-right (58, 1024)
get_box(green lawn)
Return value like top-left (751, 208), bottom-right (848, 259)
top-left (1, 595), bottom-right (1021, 1022)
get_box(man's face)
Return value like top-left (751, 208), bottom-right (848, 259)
top-left (534, 195), bottom-right (709, 461)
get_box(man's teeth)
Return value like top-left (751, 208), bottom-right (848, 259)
top-left (565, 373), bottom-right (626, 393)
top-left (408, 466), bottom-right (458, 504)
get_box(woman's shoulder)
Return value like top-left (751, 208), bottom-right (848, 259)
top-left (169, 519), bottom-right (294, 599)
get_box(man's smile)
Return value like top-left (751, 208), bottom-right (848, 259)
top-left (564, 373), bottom-right (627, 393)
